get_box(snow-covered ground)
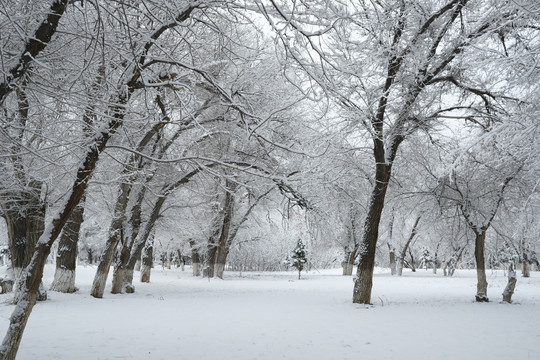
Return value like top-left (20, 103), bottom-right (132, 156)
top-left (0, 265), bottom-right (539, 360)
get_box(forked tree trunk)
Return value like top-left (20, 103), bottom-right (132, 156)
top-left (91, 100), bottom-right (178, 297)
top-left (111, 185), bottom-right (145, 294)
top-left (215, 186), bottom-right (271, 279)
top-left (116, 168), bottom-right (206, 291)
top-left (396, 216), bottom-right (420, 276)
top-left (90, 179), bottom-right (132, 298)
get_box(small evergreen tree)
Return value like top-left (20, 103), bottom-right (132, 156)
top-left (420, 247), bottom-right (432, 270)
top-left (285, 239), bottom-right (308, 279)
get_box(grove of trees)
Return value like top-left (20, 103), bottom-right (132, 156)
top-left (1, 1), bottom-right (539, 358)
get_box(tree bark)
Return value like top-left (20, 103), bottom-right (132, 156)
top-left (408, 248), bottom-right (417, 272)
top-left (342, 245), bottom-right (358, 276)
top-left (214, 181), bottom-right (236, 279)
top-left (140, 235), bottom-right (154, 283)
top-left (502, 263), bottom-right (517, 303)
top-left (474, 230), bottom-right (489, 302)
top-left (521, 252), bottom-right (530, 278)
top-left (2, 210), bottom-right (28, 288)
top-left (205, 191), bottom-right (227, 279)
top-left (389, 249), bottom-right (396, 275)
top-left (190, 240), bottom-right (201, 276)
top-left (111, 185), bottom-right (145, 294)
top-left (90, 223), bottom-right (124, 298)
top-left (1, 183), bottom-right (47, 301)
top-left (50, 199), bottom-right (85, 293)
top-left (353, 173), bottom-right (389, 304)
top-left (387, 213), bottom-right (396, 275)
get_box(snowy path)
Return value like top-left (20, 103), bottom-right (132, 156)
top-left (0, 265), bottom-right (539, 360)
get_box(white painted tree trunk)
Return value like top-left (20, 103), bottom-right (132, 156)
top-left (342, 263), bottom-right (354, 276)
top-left (192, 262), bottom-right (201, 277)
top-left (396, 258), bottom-right (404, 276)
top-left (215, 263), bottom-right (225, 279)
top-left (140, 264), bottom-right (151, 283)
top-left (49, 269), bottom-right (76, 293)
top-left (502, 264), bottom-right (517, 303)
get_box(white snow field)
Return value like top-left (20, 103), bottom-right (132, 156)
top-left (0, 265), bottom-right (539, 360)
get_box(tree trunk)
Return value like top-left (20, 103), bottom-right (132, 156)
top-left (2, 184), bottom-right (47, 301)
top-left (474, 230), bottom-right (489, 302)
top-left (389, 249), bottom-right (396, 275)
top-left (353, 157), bottom-right (391, 304)
top-left (111, 238), bottom-right (131, 294)
top-left (111, 184), bottom-right (146, 293)
top-left (119, 195), bottom-right (167, 291)
top-left (214, 182), bottom-right (236, 279)
top-left (90, 229), bottom-right (122, 298)
top-left (140, 235), bottom-right (154, 283)
top-left (408, 248), bottom-right (416, 272)
top-left (502, 263), bottom-right (517, 303)
top-left (90, 179), bottom-right (132, 298)
top-left (387, 214), bottom-right (396, 275)
top-left (396, 257), bottom-right (404, 276)
top-left (50, 200), bottom-right (85, 293)
top-left (3, 211), bottom-right (28, 293)
top-left (342, 246), bottom-right (358, 276)
top-left (117, 168), bottom-right (208, 290)
top-left (190, 240), bottom-right (201, 276)
top-left (353, 172), bottom-right (388, 304)
top-left (342, 262), bottom-right (354, 276)
top-left (205, 245), bottom-right (217, 278)
top-left (521, 253), bottom-right (530, 278)
top-left (91, 111), bottom-right (181, 297)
